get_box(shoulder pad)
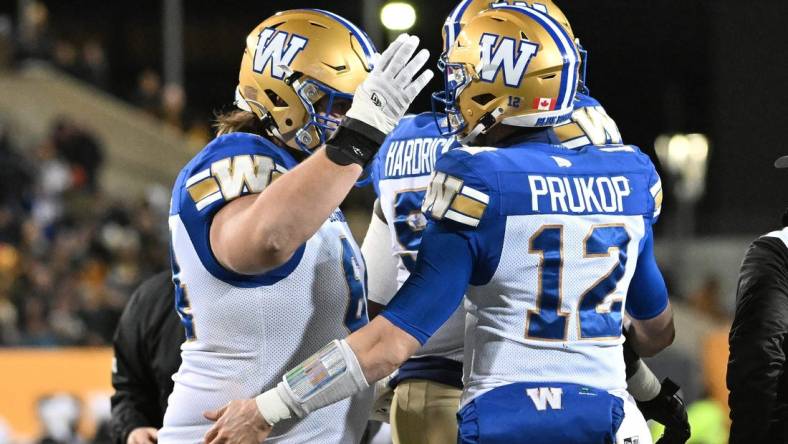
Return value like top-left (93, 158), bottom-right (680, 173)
top-left (385, 112), bottom-right (444, 140)
top-left (557, 94), bottom-right (622, 148)
top-left (574, 92), bottom-right (602, 108)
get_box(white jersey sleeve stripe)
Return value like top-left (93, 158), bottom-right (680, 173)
top-left (186, 168), bottom-right (211, 187)
top-left (562, 136), bottom-right (591, 150)
top-left (650, 180), bottom-right (662, 197)
top-left (445, 209), bottom-right (480, 227)
top-left (462, 185), bottom-right (490, 204)
top-left (195, 191), bottom-right (223, 211)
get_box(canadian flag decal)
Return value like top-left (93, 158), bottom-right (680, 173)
top-left (533, 97), bottom-right (557, 111)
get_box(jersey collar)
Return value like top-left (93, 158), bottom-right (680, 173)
top-left (497, 127), bottom-right (562, 148)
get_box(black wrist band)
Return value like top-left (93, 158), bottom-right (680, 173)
top-left (325, 117), bottom-right (386, 167)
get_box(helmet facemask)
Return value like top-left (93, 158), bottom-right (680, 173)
top-left (576, 39), bottom-right (589, 95)
top-left (289, 72), bottom-right (354, 154)
top-left (432, 60), bottom-right (473, 137)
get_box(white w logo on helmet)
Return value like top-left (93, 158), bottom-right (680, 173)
top-left (253, 28), bottom-right (308, 80)
top-left (478, 33), bottom-right (539, 88)
top-left (491, 1), bottom-right (549, 15)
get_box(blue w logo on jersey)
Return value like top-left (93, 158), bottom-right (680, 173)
top-left (479, 33), bottom-right (539, 87)
top-left (253, 28), bottom-right (308, 80)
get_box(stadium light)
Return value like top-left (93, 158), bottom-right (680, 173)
top-left (380, 2), bottom-right (417, 31)
top-left (655, 133), bottom-right (710, 201)
top-left (654, 133), bottom-right (711, 291)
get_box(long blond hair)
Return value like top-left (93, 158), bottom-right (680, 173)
top-left (213, 109), bottom-right (268, 136)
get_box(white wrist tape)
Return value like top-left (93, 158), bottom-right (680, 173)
top-left (276, 339), bottom-right (369, 418)
top-left (626, 358), bottom-right (661, 401)
top-left (255, 388), bottom-right (292, 427)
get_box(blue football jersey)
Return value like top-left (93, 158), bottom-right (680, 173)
top-left (370, 95), bottom-right (625, 290)
top-left (371, 112), bottom-right (458, 282)
top-left (382, 136), bottom-right (666, 406)
top-left (369, 112), bottom-right (467, 375)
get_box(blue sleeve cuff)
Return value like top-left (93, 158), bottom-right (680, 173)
top-left (626, 296), bottom-right (668, 321)
top-left (380, 311), bottom-right (432, 346)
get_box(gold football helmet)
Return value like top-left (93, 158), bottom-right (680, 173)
top-left (234, 9), bottom-right (376, 152)
top-left (434, 6), bottom-right (580, 141)
top-left (441, 1), bottom-right (574, 55)
top-left (439, 1), bottom-right (588, 95)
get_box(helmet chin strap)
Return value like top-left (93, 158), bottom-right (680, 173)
top-left (460, 107), bottom-right (505, 145)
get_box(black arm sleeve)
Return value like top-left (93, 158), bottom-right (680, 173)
top-left (727, 237), bottom-right (788, 443)
top-left (110, 272), bottom-right (174, 444)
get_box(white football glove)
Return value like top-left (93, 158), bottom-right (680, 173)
top-left (347, 34), bottom-right (434, 135)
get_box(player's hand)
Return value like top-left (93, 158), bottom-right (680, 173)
top-left (346, 33), bottom-right (434, 135)
top-left (636, 378), bottom-right (691, 444)
top-left (127, 427), bottom-right (157, 444)
top-left (203, 399), bottom-right (272, 444)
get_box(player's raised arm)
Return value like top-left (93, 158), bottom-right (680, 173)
top-left (211, 34), bottom-right (433, 275)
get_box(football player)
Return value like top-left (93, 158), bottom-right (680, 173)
top-left (207, 7), bottom-right (674, 444)
top-left (159, 9), bottom-right (433, 444)
top-left (363, 1), bottom-right (688, 443)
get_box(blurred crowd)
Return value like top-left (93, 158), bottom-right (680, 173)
top-left (4, 1), bottom-right (211, 146)
top-left (0, 118), bottom-right (169, 347)
top-left (0, 1), bottom-right (202, 348)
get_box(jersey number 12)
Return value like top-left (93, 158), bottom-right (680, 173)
top-left (526, 224), bottom-right (630, 341)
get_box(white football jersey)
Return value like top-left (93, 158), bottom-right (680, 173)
top-left (159, 133), bottom-right (372, 444)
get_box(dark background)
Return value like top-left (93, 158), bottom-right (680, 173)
top-left (3, 0), bottom-right (787, 235)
